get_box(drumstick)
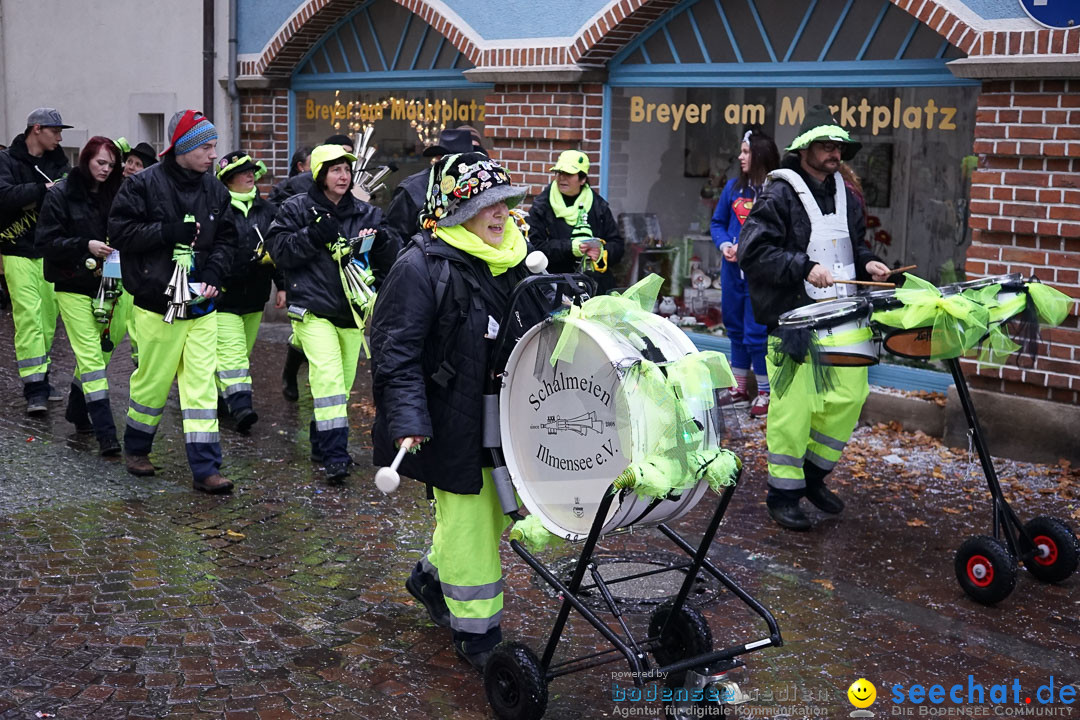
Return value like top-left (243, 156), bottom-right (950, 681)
top-left (834, 279), bottom-right (896, 288)
top-left (374, 437), bottom-right (416, 493)
top-left (889, 265), bottom-right (918, 275)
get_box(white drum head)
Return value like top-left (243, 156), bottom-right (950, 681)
top-left (499, 315), bottom-right (705, 541)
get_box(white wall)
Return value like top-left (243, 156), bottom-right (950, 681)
top-left (0, 0), bottom-right (235, 153)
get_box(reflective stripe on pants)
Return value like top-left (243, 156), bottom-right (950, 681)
top-left (4, 255), bottom-right (58, 390)
top-left (216, 310), bottom-right (261, 409)
top-left (291, 315), bottom-right (362, 466)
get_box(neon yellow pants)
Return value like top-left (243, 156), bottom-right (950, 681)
top-left (4, 255), bottom-right (58, 396)
top-left (56, 291), bottom-right (128, 402)
top-left (216, 310), bottom-right (261, 411)
top-left (291, 315), bottom-right (362, 465)
top-left (427, 468), bottom-right (512, 644)
top-left (765, 343), bottom-right (869, 491)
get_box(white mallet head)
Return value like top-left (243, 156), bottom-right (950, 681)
top-left (526, 250), bottom-right (549, 274)
top-left (374, 466), bottom-right (400, 493)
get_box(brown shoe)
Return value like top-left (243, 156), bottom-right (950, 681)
top-left (193, 474), bottom-right (233, 494)
top-left (126, 454), bottom-right (156, 477)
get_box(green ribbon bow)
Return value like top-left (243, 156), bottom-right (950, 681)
top-left (872, 273), bottom-right (989, 360)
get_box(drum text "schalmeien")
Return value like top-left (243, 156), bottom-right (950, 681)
top-left (528, 372), bottom-right (612, 411)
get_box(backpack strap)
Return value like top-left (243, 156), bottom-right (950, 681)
top-left (428, 257), bottom-right (484, 388)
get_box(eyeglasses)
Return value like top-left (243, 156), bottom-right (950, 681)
top-left (813, 141), bottom-right (843, 154)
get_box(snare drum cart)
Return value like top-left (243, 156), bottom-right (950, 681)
top-left (869, 275), bottom-right (1079, 605)
top-left (481, 275), bottom-right (783, 720)
top-left (943, 357), bottom-right (1079, 605)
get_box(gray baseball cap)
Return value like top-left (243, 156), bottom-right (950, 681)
top-left (25, 107), bottom-right (73, 129)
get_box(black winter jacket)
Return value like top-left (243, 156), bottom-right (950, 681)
top-left (0, 134), bottom-right (71, 258)
top-left (736, 155), bottom-right (877, 330)
top-left (35, 169), bottom-right (113, 297)
top-left (268, 171), bottom-right (313, 207)
top-left (265, 185), bottom-right (395, 326)
top-left (527, 183), bottom-right (624, 293)
top-left (218, 194), bottom-right (280, 315)
top-left (370, 231), bottom-right (550, 494)
top-left (108, 156), bottom-right (239, 314)
top-left (382, 168), bottom-right (428, 249)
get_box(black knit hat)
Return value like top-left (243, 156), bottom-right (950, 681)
top-left (423, 152), bottom-right (527, 228)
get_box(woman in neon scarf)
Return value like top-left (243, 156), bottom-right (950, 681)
top-left (370, 152), bottom-right (551, 673)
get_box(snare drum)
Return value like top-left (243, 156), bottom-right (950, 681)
top-left (866, 286), bottom-right (942, 360)
top-left (941, 273), bottom-right (1027, 324)
top-left (776, 297), bottom-right (877, 366)
top-left (499, 315), bottom-right (715, 541)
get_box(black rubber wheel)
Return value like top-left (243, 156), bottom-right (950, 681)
top-left (484, 641), bottom-right (548, 720)
top-left (954, 535), bottom-right (1017, 605)
top-left (1023, 516), bottom-right (1080, 584)
top-left (649, 600), bottom-right (713, 668)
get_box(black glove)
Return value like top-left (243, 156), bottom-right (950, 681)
top-left (309, 213), bottom-right (342, 246)
top-left (162, 222), bottom-right (197, 247)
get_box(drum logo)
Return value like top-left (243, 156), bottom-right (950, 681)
top-left (540, 412), bottom-right (604, 437)
top-left (572, 497), bottom-right (584, 518)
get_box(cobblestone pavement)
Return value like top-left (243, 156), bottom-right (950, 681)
top-left (1, 313), bottom-right (1078, 719)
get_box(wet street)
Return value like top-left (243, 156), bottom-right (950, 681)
top-left (1, 314), bottom-right (1078, 719)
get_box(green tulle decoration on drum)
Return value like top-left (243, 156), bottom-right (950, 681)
top-left (1027, 282), bottom-right (1072, 326)
top-left (960, 283), bottom-right (1022, 365)
top-left (509, 514), bottom-right (565, 552)
top-left (872, 273), bottom-right (989, 360)
top-left (613, 448), bottom-right (739, 500)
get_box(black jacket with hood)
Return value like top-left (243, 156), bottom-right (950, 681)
top-left (526, 183), bottom-right (624, 293)
top-left (736, 154), bottom-right (877, 330)
top-left (0, 134), bottom-right (71, 258)
top-left (107, 155), bottom-right (239, 314)
top-left (268, 171), bottom-right (313, 207)
top-left (35, 168), bottom-right (114, 297)
top-left (218, 193), bottom-right (281, 315)
top-left (265, 185), bottom-right (395, 327)
top-left (369, 230), bottom-right (550, 494)
top-left (382, 168), bottom-right (429, 249)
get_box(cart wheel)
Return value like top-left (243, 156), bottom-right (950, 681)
top-left (954, 536), bottom-right (1017, 605)
top-left (484, 641), bottom-right (548, 720)
top-left (1022, 516), bottom-right (1080, 584)
top-left (649, 600), bottom-right (713, 667)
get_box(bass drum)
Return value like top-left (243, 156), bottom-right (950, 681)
top-left (499, 315), bottom-right (714, 541)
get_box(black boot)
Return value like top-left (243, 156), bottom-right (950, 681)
top-left (804, 461), bottom-right (844, 514)
top-left (766, 486), bottom-right (811, 531)
top-left (405, 562), bottom-right (450, 627)
top-left (64, 383), bottom-right (92, 433)
top-left (87, 398), bottom-right (120, 456)
top-left (282, 345), bottom-right (305, 402)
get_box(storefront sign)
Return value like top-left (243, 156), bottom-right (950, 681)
top-left (304, 97), bottom-right (486, 124)
top-left (629, 94), bottom-right (958, 135)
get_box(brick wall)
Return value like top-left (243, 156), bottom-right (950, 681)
top-left (965, 79), bottom-right (1080, 404)
top-left (238, 89), bottom-right (291, 190)
top-left (483, 83), bottom-right (604, 203)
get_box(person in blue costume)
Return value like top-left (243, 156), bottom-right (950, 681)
top-left (710, 126), bottom-right (780, 417)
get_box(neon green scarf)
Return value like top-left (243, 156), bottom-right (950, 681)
top-left (435, 219), bottom-right (526, 277)
top-left (548, 182), bottom-right (593, 225)
top-left (229, 188), bottom-right (256, 217)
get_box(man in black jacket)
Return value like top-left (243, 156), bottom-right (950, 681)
top-left (108, 110), bottom-right (239, 494)
top-left (0, 108), bottom-right (73, 413)
top-left (738, 105), bottom-right (891, 531)
top-left (526, 150), bottom-right (624, 294)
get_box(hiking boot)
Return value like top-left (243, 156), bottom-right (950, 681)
top-left (234, 408), bottom-right (258, 434)
top-left (325, 461), bottom-right (351, 485)
top-left (126, 454), bottom-right (156, 477)
top-left (749, 392), bottom-right (770, 418)
top-left (193, 474), bottom-right (234, 494)
top-left (454, 640), bottom-right (494, 672)
top-left (98, 436), bottom-right (122, 457)
top-left (719, 388), bottom-right (751, 407)
top-left (405, 563), bottom-right (450, 628)
top-left (805, 482), bottom-right (844, 514)
top-left (765, 487), bottom-right (811, 531)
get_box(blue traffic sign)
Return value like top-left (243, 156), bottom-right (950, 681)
top-left (1018, 0), bottom-right (1077, 29)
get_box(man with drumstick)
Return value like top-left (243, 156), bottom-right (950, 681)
top-left (737, 105), bottom-right (891, 531)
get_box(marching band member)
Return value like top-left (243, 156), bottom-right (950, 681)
top-left (371, 152), bottom-right (549, 671)
top-left (265, 144), bottom-right (396, 484)
top-left (214, 151), bottom-right (280, 433)
top-left (738, 105), bottom-right (890, 531)
top-left (35, 136), bottom-right (128, 454)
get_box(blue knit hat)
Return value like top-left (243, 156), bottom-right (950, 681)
top-left (161, 110), bottom-right (218, 156)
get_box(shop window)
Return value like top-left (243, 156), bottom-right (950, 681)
top-left (139, 113), bottom-right (165, 154)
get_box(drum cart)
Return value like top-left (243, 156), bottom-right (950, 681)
top-left (481, 274), bottom-right (783, 720)
top-left (867, 275), bottom-right (1080, 606)
top-left (941, 356), bottom-right (1078, 605)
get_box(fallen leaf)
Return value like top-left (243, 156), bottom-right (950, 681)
top-left (906, 518), bottom-right (928, 527)
top-left (812, 579), bottom-right (835, 591)
top-left (224, 529), bottom-right (246, 540)
top-left (942, 508), bottom-right (963, 515)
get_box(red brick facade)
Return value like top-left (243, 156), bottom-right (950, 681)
top-left (238, 0), bottom-right (1080, 404)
